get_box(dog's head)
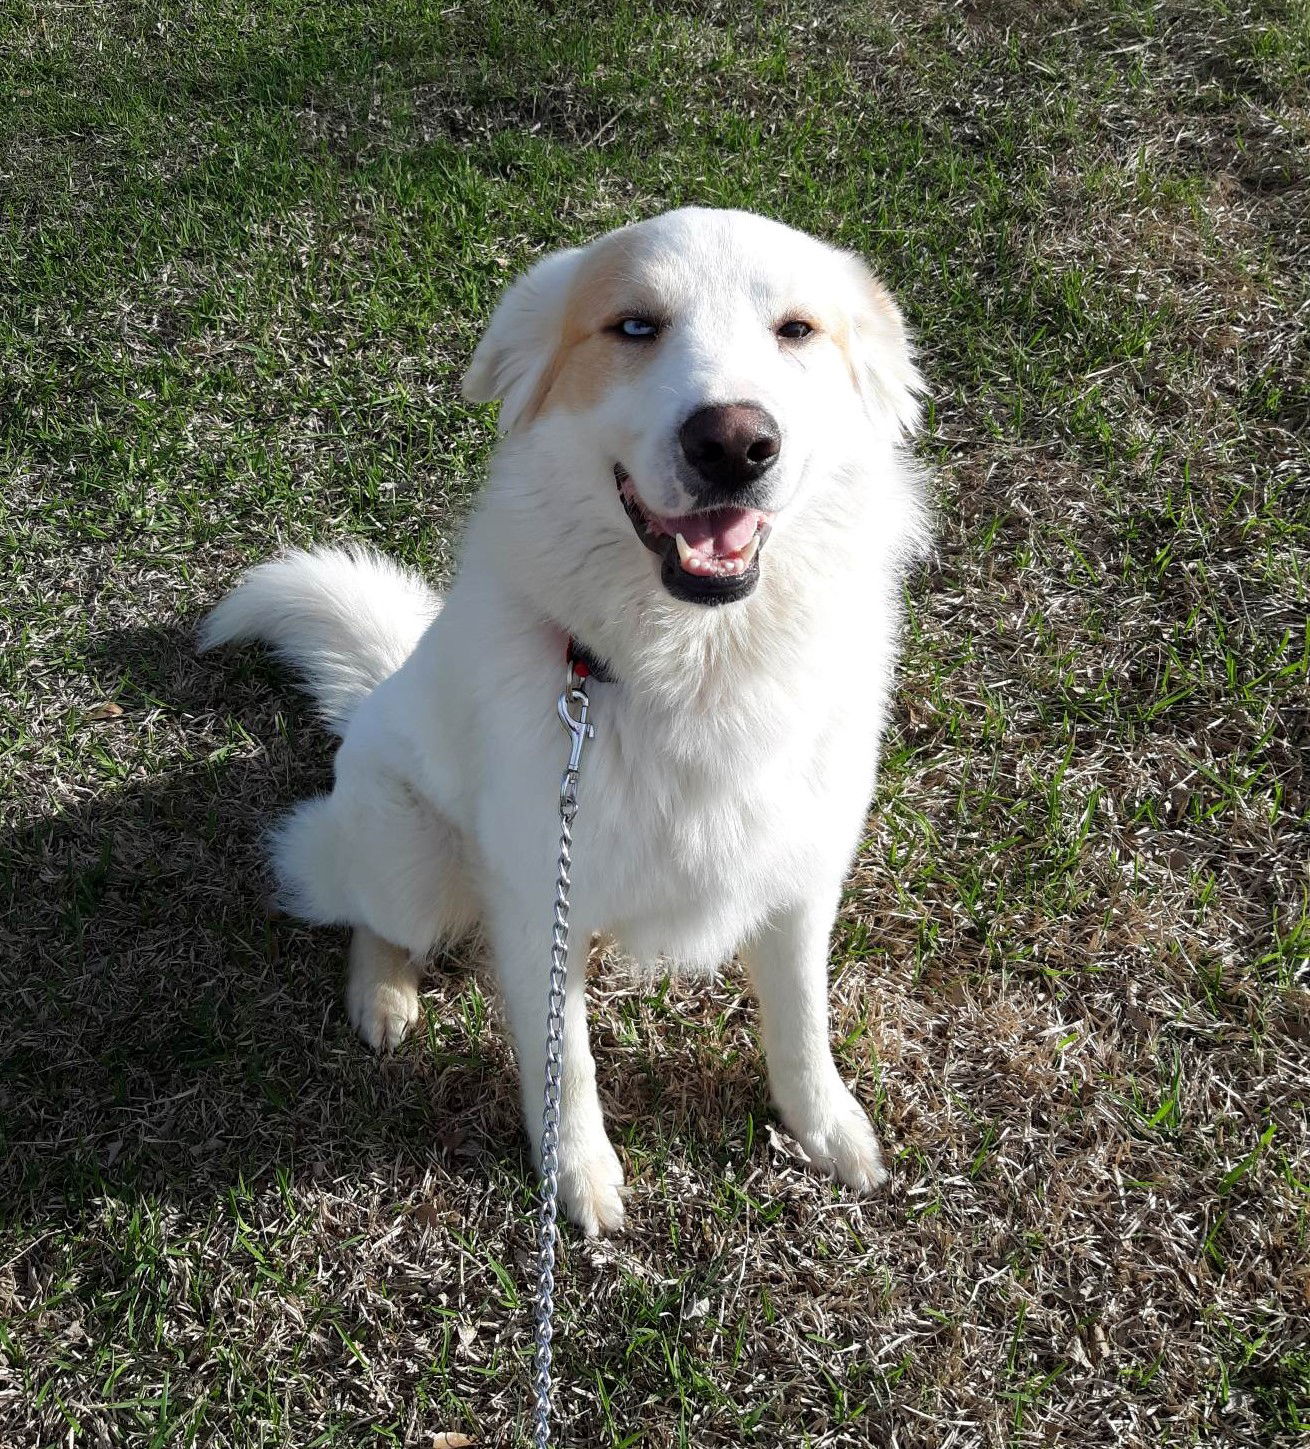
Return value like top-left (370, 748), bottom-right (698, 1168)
top-left (464, 208), bottom-right (921, 607)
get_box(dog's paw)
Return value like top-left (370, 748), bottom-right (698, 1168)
top-left (556, 1137), bottom-right (627, 1236)
top-left (347, 975), bottom-right (421, 1053)
top-left (782, 1088), bottom-right (888, 1194)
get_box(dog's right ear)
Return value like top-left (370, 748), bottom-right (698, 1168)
top-left (462, 246), bottom-right (584, 434)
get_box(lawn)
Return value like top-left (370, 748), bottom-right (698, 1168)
top-left (2, 1), bottom-right (1308, 1445)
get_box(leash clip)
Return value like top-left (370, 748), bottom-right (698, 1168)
top-left (557, 676), bottom-right (593, 810)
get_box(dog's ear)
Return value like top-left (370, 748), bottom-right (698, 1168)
top-left (843, 258), bottom-right (924, 439)
top-left (463, 246), bottom-right (584, 433)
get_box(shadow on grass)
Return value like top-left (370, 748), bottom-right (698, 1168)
top-left (0, 618), bottom-right (528, 1226)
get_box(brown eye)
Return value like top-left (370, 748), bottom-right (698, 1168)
top-left (777, 320), bottom-right (814, 340)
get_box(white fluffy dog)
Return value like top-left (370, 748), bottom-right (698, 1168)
top-left (201, 207), bottom-right (927, 1234)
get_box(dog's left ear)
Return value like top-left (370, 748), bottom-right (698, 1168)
top-left (843, 257), bottom-right (924, 439)
top-left (463, 246), bottom-right (584, 433)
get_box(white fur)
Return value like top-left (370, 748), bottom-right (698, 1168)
top-left (201, 208), bottom-right (928, 1234)
top-left (199, 545), bottom-right (441, 734)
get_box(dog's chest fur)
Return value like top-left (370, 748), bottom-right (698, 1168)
top-left (574, 668), bottom-right (877, 969)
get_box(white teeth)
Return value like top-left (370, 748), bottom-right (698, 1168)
top-left (672, 528), bottom-right (762, 576)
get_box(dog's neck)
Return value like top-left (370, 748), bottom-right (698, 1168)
top-left (474, 445), bottom-right (925, 723)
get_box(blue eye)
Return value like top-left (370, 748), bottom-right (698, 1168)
top-left (615, 317), bottom-right (659, 339)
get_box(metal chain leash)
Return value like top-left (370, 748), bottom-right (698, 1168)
top-left (531, 661), bottom-right (594, 1449)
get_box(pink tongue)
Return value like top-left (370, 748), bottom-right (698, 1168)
top-left (673, 507), bottom-right (760, 556)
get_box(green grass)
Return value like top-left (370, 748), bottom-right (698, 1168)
top-left (3, 0), bottom-right (1309, 1445)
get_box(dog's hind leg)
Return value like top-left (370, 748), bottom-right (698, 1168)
top-left (272, 771), bottom-right (478, 1052)
top-left (346, 925), bottom-right (421, 1052)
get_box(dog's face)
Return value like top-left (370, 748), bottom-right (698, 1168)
top-left (465, 208), bottom-right (921, 606)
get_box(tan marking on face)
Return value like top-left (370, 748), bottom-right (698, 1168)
top-left (824, 308), bottom-right (861, 395)
top-left (526, 231), bottom-right (658, 420)
top-left (836, 266), bottom-right (907, 396)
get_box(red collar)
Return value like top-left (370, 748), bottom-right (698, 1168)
top-left (566, 637), bottom-right (615, 683)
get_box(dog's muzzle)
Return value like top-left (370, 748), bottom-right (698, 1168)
top-left (615, 466), bottom-right (772, 606)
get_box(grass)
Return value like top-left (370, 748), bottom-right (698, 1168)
top-left (2, 0), bottom-right (1308, 1444)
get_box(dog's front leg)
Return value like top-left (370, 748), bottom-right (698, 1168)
top-left (744, 892), bottom-right (888, 1193)
top-left (489, 909), bottom-right (626, 1236)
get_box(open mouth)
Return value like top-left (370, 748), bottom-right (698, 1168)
top-left (615, 465), bottom-right (772, 605)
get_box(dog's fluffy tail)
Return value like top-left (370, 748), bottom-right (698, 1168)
top-left (199, 545), bottom-right (440, 733)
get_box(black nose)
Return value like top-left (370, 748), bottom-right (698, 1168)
top-left (678, 403), bottom-right (781, 492)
